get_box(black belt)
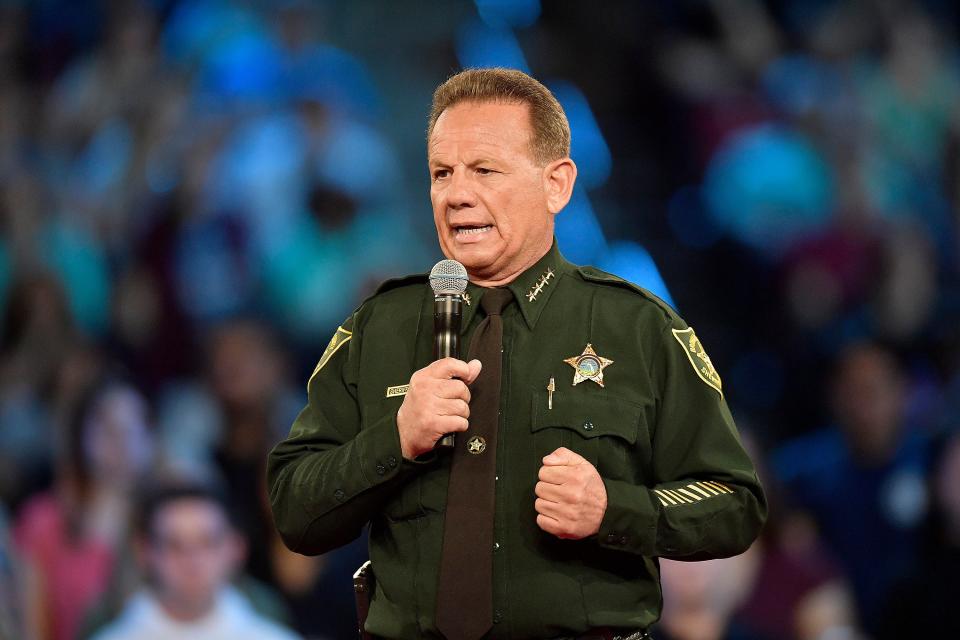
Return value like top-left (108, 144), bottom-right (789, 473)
top-left (563, 629), bottom-right (650, 640)
top-left (372, 629), bottom-right (649, 639)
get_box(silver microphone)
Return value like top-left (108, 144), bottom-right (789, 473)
top-left (429, 259), bottom-right (468, 449)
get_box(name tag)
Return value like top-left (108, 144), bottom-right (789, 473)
top-left (386, 384), bottom-right (410, 398)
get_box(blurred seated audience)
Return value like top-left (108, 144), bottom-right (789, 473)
top-left (202, 318), bottom-right (364, 638)
top-left (0, 272), bottom-right (80, 507)
top-left (0, 505), bottom-right (25, 640)
top-left (879, 430), bottom-right (960, 638)
top-left (655, 555), bottom-right (759, 640)
top-left (14, 374), bottom-right (155, 640)
top-left (90, 482), bottom-right (301, 640)
top-left (732, 434), bottom-right (861, 640)
top-left (772, 342), bottom-right (930, 634)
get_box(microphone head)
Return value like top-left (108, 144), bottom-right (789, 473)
top-left (429, 259), bottom-right (468, 295)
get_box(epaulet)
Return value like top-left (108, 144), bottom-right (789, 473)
top-left (373, 272), bottom-right (429, 296)
top-left (575, 265), bottom-right (678, 320)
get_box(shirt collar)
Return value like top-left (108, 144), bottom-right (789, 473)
top-left (462, 238), bottom-right (573, 331)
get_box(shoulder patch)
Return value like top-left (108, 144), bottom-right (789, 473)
top-left (576, 266), bottom-right (677, 318)
top-left (671, 327), bottom-right (722, 396)
top-left (308, 325), bottom-right (353, 390)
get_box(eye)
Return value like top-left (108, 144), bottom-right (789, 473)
top-left (432, 168), bottom-right (450, 181)
top-left (476, 167), bottom-right (495, 176)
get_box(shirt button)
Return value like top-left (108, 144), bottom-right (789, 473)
top-left (583, 421), bottom-right (594, 431)
top-left (387, 456), bottom-right (397, 468)
top-left (493, 610), bottom-right (503, 624)
top-left (376, 463), bottom-right (386, 476)
top-left (334, 489), bottom-right (345, 501)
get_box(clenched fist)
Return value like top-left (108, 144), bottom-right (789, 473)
top-left (396, 357), bottom-right (482, 460)
top-left (535, 447), bottom-right (608, 539)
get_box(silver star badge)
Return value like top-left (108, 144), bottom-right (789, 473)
top-left (563, 343), bottom-right (614, 387)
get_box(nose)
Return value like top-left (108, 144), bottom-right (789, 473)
top-left (445, 169), bottom-right (477, 210)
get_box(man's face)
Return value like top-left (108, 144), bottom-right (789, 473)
top-left (429, 101), bottom-right (556, 283)
top-left (146, 499), bottom-right (243, 612)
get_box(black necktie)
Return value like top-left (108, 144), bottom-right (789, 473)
top-left (435, 287), bottom-right (513, 640)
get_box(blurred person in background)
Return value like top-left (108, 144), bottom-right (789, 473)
top-left (0, 505), bottom-right (25, 640)
top-left (13, 375), bottom-right (155, 640)
top-left (772, 342), bottom-right (929, 634)
top-left (879, 430), bottom-right (960, 638)
top-left (654, 556), bottom-right (759, 640)
top-left (731, 433), bottom-right (860, 640)
top-left (90, 482), bottom-right (301, 640)
top-left (0, 272), bottom-right (80, 507)
top-left (179, 318), bottom-right (363, 639)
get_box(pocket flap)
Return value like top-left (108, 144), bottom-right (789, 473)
top-left (530, 387), bottom-right (641, 445)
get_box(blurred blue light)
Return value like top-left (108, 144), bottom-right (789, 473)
top-left (76, 117), bottom-right (132, 195)
top-left (314, 118), bottom-right (400, 205)
top-left (548, 80), bottom-right (612, 190)
top-left (198, 29), bottom-right (283, 103)
top-left (455, 18), bottom-right (530, 72)
top-left (162, 0), bottom-right (262, 66)
top-left (555, 187), bottom-right (607, 265)
top-left (475, 0), bottom-right (541, 29)
top-left (40, 222), bottom-right (111, 336)
top-left (762, 54), bottom-right (843, 116)
top-left (597, 240), bottom-right (676, 310)
top-left (285, 44), bottom-right (381, 119)
top-left (703, 123), bottom-right (835, 255)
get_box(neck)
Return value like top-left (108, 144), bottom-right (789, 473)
top-left (467, 236), bottom-right (552, 287)
top-left (156, 590), bottom-right (217, 623)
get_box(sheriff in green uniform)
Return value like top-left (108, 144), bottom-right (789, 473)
top-left (268, 68), bottom-right (766, 640)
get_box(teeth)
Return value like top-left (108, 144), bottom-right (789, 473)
top-left (457, 225), bottom-right (492, 235)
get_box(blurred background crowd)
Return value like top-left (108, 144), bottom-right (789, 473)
top-left (0, 0), bottom-right (958, 638)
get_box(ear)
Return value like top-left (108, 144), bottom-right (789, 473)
top-left (543, 157), bottom-right (577, 214)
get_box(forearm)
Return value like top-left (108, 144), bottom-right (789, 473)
top-left (597, 472), bottom-right (766, 559)
top-left (268, 409), bottom-right (416, 555)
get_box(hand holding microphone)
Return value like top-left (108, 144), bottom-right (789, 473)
top-left (396, 357), bottom-right (481, 460)
top-left (396, 259), bottom-right (477, 459)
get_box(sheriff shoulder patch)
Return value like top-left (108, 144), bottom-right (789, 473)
top-left (671, 327), bottom-right (722, 396)
top-left (308, 326), bottom-right (353, 390)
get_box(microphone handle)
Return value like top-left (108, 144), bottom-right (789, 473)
top-left (433, 294), bottom-right (462, 449)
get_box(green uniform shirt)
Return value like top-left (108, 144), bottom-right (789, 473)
top-left (268, 241), bottom-right (766, 638)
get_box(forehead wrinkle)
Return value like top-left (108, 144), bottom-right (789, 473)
top-left (429, 109), bottom-right (534, 162)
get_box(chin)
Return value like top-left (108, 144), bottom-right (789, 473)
top-left (447, 244), bottom-right (499, 273)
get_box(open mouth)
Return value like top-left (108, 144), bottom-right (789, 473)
top-left (454, 224), bottom-right (493, 237)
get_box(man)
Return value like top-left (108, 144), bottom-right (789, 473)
top-left (268, 68), bottom-right (766, 639)
top-left (91, 484), bottom-right (300, 640)
top-left (773, 342), bottom-right (929, 635)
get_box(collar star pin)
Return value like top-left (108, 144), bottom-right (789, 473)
top-left (564, 343), bottom-right (613, 387)
top-left (462, 292), bottom-right (471, 306)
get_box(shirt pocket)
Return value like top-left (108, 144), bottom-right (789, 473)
top-left (529, 387), bottom-right (644, 479)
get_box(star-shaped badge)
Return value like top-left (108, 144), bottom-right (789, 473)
top-left (466, 435), bottom-right (486, 454)
top-left (564, 343), bottom-right (614, 387)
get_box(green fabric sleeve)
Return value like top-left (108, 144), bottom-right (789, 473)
top-left (267, 312), bottom-right (430, 555)
top-left (596, 319), bottom-right (767, 559)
